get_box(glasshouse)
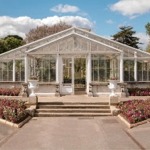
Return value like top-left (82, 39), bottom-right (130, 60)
top-left (0, 27), bottom-right (150, 97)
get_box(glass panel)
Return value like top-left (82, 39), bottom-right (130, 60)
top-left (0, 61), bottom-right (13, 81)
top-left (15, 60), bottom-right (25, 81)
top-left (74, 58), bottom-right (86, 91)
top-left (137, 61), bottom-right (142, 81)
top-left (124, 60), bottom-right (134, 81)
top-left (8, 61), bottom-right (13, 81)
top-left (91, 55), bottom-right (112, 82)
top-left (143, 63), bottom-right (148, 81)
top-left (0, 62), bottom-right (2, 81)
top-left (36, 55), bottom-right (56, 82)
top-left (50, 58), bottom-right (56, 81)
top-left (63, 58), bottom-right (72, 83)
top-left (137, 61), bottom-right (150, 81)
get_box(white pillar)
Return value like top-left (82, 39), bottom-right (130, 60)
top-left (110, 59), bottom-right (114, 78)
top-left (25, 55), bottom-right (28, 83)
top-left (134, 52), bottom-right (137, 81)
top-left (56, 54), bottom-right (59, 83)
top-left (72, 57), bottom-right (74, 94)
top-left (13, 59), bottom-right (15, 82)
top-left (87, 53), bottom-right (91, 93)
top-left (120, 52), bottom-right (124, 82)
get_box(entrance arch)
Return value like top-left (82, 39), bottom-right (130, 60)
top-left (60, 55), bottom-right (87, 95)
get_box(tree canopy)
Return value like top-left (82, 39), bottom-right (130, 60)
top-left (112, 26), bottom-right (140, 49)
top-left (25, 22), bottom-right (72, 43)
top-left (145, 22), bottom-right (150, 36)
top-left (145, 22), bottom-right (150, 52)
top-left (0, 35), bottom-right (24, 54)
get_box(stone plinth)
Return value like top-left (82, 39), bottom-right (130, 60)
top-left (29, 96), bottom-right (38, 105)
top-left (109, 95), bottom-right (119, 105)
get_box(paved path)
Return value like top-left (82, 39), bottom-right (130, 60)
top-left (0, 116), bottom-right (146, 150)
top-left (0, 124), bottom-right (17, 146)
top-left (128, 123), bottom-right (150, 150)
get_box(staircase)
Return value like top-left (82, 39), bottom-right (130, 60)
top-left (35, 102), bottom-right (112, 117)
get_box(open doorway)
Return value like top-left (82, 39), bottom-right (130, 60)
top-left (74, 58), bottom-right (86, 95)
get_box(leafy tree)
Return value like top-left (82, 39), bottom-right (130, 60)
top-left (112, 26), bottom-right (140, 49)
top-left (145, 22), bottom-right (150, 52)
top-left (4, 36), bottom-right (25, 51)
top-left (146, 44), bottom-right (150, 53)
top-left (0, 35), bottom-right (24, 54)
top-left (4, 35), bottom-right (23, 41)
top-left (0, 39), bottom-right (7, 53)
top-left (25, 22), bottom-right (72, 43)
top-left (145, 22), bottom-right (150, 36)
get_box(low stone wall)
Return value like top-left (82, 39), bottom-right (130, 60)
top-left (1, 81), bottom-right (150, 97)
top-left (34, 82), bottom-right (58, 96)
top-left (0, 82), bottom-right (23, 88)
top-left (127, 82), bottom-right (150, 88)
top-left (90, 82), bottom-right (124, 97)
top-left (0, 82), bottom-right (59, 97)
top-left (91, 81), bottom-right (150, 97)
top-left (90, 82), bottom-right (130, 97)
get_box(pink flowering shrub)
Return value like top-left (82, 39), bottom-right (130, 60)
top-left (0, 88), bottom-right (21, 96)
top-left (0, 99), bottom-right (27, 123)
top-left (128, 88), bottom-right (150, 96)
top-left (117, 100), bottom-right (150, 124)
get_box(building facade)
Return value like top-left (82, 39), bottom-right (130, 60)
top-left (0, 27), bottom-right (150, 96)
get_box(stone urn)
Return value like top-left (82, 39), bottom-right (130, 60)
top-left (28, 79), bottom-right (38, 97)
top-left (108, 80), bottom-right (117, 97)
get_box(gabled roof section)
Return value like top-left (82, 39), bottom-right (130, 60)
top-left (0, 27), bottom-right (150, 59)
top-left (0, 27), bottom-right (74, 59)
top-left (73, 28), bottom-right (150, 58)
top-left (27, 31), bottom-right (122, 55)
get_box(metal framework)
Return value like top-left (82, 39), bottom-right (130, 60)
top-left (0, 27), bottom-right (150, 85)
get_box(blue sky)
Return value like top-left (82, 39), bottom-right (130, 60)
top-left (0, 0), bottom-right (150, 49)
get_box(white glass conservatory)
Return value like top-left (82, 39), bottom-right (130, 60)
top-left (0, 27), bottom-right (150, 96)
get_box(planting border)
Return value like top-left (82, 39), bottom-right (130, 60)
top-left (118, 114), bottom-right (150, 128)
top-left (0, 116), bottom-right (31, 128)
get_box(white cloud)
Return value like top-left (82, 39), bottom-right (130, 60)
top-left (106, 19), bottom-right (114, 24)
top-left (110, 0), bottom-right (150, 18)
top-left (135, 32), bottom-right (149, 50)
top-left (51, 4), bottom-right (79, 13)
top-left (0, 16), bottom-right (93, 38)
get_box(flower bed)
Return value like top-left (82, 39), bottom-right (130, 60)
top-left (128, 88), bottom-right (150, 96)
top-left (117, 100), bottom-right (150, 124)
top-left (0, 99), bottom-right (27, 123)
top-left (0, 87), bottom-right (21, 96)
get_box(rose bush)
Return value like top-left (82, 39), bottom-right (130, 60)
top-left (0, 99), bottom-right (27, 123)
top-left (128, 88), bottom-right (150, 96)
top-left (117, 99), bottom-right (150, 124)
top-left (0, 88), bottom-right (20, 96)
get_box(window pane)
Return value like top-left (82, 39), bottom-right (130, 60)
top-left (15, 60), bottom-right (24, 81)
top-left (124, 60), bottom-right (134, 81)
top-left (137, 61), bottom-right (149, 81)
top-left (36, 55), bottom-right (56, 82)
top-left (91, 55), bottom-right (112, 82)
top-left (0, 61), bottom-right (13, 81)
top-left (63, 58), bottom-right (71, 83)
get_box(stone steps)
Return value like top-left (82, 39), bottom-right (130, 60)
top-left (35, 112), bottom-right (112, 117)
top-left (36, 108), bottom-right (111, 113)
top-left (38, 102), bottom-right (109, 105)
top-left (35, 102), bottom-right (112, 117)
top-left (38, 105), bottom-right (110, 109)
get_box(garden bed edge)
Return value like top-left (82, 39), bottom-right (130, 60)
top-left (0, 116), bottom-right (31, 128)
top-left (118, 114), bottom-right (150, 128)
